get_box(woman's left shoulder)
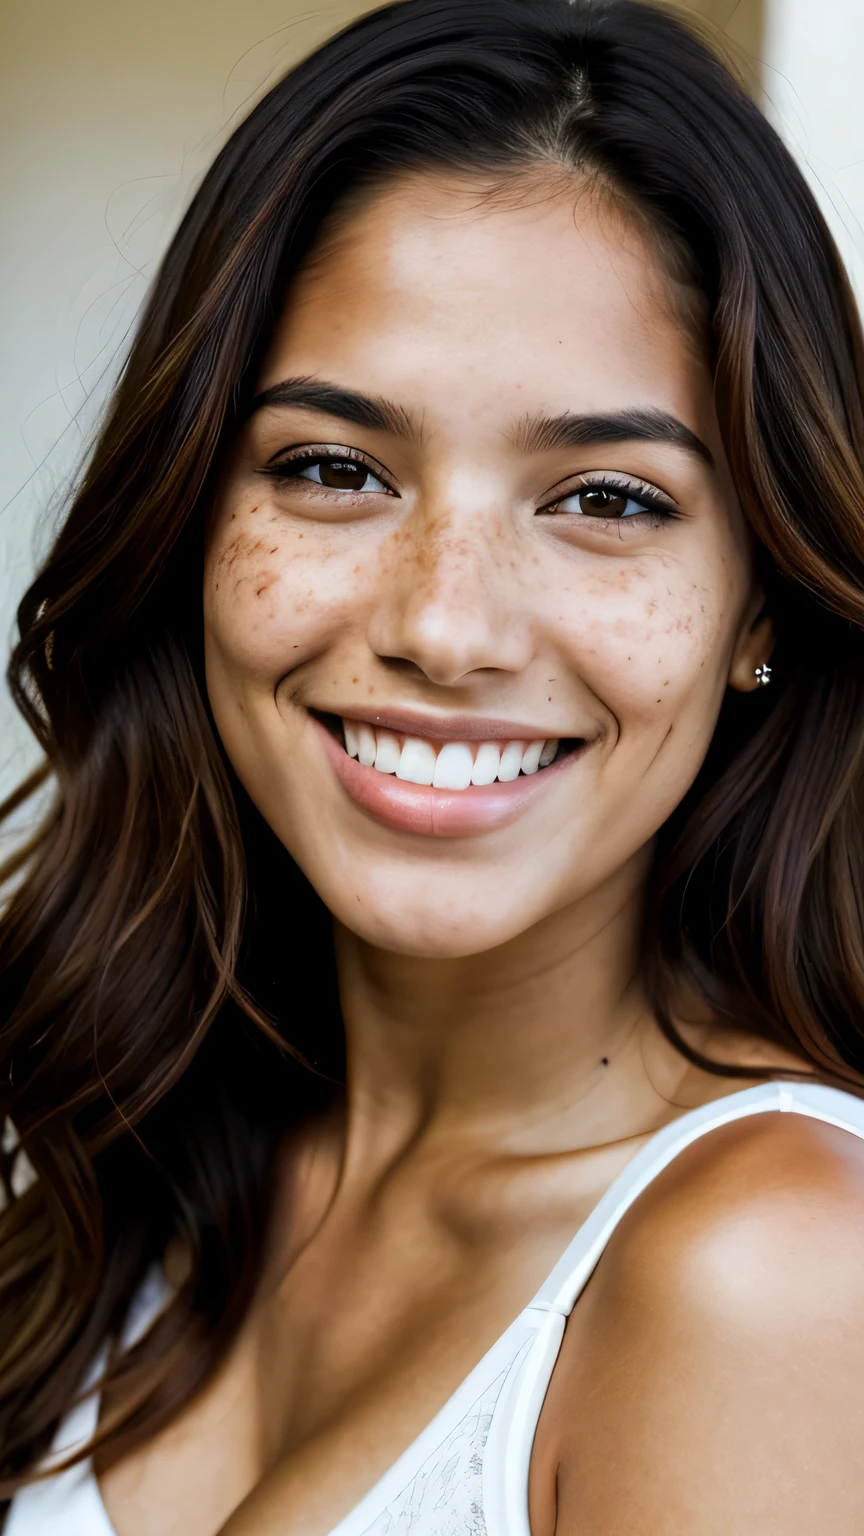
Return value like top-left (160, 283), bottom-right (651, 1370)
top-left (541, 1096), bottom-right (864, 1535)
top-left (613, 1095), bottom-right (864, 1327)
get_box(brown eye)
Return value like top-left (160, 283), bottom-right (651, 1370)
top-left (543, 480), bottom-right (675, 523)
top-left (578, 488), bottom-right (629, 517)
top-left (267, 455), bottom-right (389, 493)
top-left (317, 459), bottom-right (372, 490)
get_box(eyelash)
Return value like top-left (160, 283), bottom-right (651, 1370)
top-left (260, 449), bottom-right (679, 525)
top-left (260, 446), bottom-right (394, 492)
top-left (540, 472), bottom-right (680, 525)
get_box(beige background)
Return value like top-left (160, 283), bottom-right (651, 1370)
top-left (2, 0), bottom-right (863, 799)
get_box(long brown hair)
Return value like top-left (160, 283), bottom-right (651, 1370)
top-left (2, 0), bottom-right (864, 1495)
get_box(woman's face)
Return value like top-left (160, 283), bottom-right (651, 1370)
top-left (204, 174), bottom-right (767, 957)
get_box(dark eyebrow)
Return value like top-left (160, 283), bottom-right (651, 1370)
top-left (249, 376), bottom-right (417, 439)
top-left (509, 407), bottom-right (714, 467)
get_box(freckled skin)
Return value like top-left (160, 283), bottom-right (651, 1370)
top-left (101, 175), bottom-right (833, 1536)
top-left (204, 175), bottom-right (770, 958)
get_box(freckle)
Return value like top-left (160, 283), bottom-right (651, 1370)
top-left (663, 680), bottom-right (669, 686)
top-left (368, 686), bottom-right (375, 695)
top-left (353, 565), bottom-right (361, 574)
top-left (352, 677), bottom-right (359, 684)
top-left (297, 533), bottom-right (304, 539)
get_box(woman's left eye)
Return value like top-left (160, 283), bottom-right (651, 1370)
top-left (267, 456), bottom-right (388, 493)
top-left (554, 486), bottom-right (658, 518)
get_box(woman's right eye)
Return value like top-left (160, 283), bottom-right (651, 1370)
top-left (266, 456), bottom-right (389, 493)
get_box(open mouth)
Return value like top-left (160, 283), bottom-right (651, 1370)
top-left (314, 712), bottom-right (582, 791)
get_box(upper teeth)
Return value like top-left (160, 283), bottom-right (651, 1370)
top-left (342, 720), bottom-right (559, 789)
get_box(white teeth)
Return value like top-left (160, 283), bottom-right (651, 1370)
top-left (356, 722), bottom-right (377, 768)
top-left (432, 742), bottom-right (474, 790)
top-left (374, 729), bottom-right (401, 775)
top-left (497, 740), bottom-right (526, 782)
top-left (396, 737), bottom-right (437, 785)
top-left (341, 721), bottom-right (562, 790)
top-left (344, 720), bottom-right (360, 759)
top-left (520, 740), bottom-right (544, 776)
top-left (471, 742), bottom-right (501, 786)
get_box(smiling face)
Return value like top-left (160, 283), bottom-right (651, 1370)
top-left (204, 173), bottom-right (770, 957)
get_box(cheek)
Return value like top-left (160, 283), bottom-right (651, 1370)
top-left (552, 553), bottom-right (740, 725)
top-left (204, 509), bottom-right (370, 683)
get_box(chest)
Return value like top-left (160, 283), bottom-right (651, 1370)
top-left (97, 1150), bottom-right (631, 1536)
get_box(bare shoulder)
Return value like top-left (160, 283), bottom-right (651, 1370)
top-left (613, 1102), bottom-right (864, 1319)
top-left (539, 1104), bottom-right (864, 1536)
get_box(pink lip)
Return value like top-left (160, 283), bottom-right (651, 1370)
top-left (311, 714), bottom-right (585, 839)
top-left (337, 707), bottom-right (562, 743)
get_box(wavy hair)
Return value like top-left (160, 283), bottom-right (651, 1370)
top-left (2, 0), bottom-right (864, 1496)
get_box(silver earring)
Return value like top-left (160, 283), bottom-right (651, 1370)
top-left (754, 663), bottom-right (772, 687)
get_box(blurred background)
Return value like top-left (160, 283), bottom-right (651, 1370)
top-left (1, 0), bottom-right (862, 801)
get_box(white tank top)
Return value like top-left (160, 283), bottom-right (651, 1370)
top-left (9, 1080), bottom-right (864, 1536)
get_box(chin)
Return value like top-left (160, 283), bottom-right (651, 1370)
top-left (329, 887), bottom-right (537, 959)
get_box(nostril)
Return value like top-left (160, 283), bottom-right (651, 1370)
top-left (376, 655), bottom-right (430, 679)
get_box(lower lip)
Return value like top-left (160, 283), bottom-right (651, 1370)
top-left (312, 716), bottom-right (583, 838)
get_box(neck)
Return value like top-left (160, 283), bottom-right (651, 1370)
top-left (333, 851), bottom-right (686, 1166)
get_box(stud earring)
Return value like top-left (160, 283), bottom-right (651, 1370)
top-left (754, 663), bottom-right (772, 687)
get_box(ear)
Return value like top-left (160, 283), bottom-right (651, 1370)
top-left (727, 592), bottom-right (775, 694)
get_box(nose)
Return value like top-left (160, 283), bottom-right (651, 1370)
top-left (366, 497), bottom-right (534, 686)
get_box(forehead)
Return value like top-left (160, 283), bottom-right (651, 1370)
top-left (259, 172), bottom-right (712, 427)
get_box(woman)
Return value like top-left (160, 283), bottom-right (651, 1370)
top-left (2, 0), bottom-right (864, 1529)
